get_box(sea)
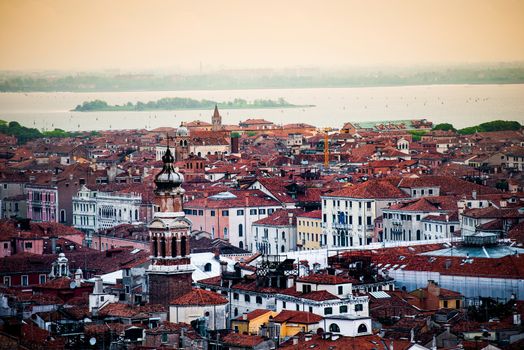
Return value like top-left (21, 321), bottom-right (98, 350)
top-left (0, 84), bottom-right (523, 131)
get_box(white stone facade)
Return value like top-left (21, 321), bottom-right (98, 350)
top-left (72, 185), bottom-right (142, 233)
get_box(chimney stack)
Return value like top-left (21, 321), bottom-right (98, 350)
top-left (93, 276), bottom-right (104, 294)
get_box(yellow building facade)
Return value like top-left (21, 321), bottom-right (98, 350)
top-left (297, 210), bottom-right (323, 250)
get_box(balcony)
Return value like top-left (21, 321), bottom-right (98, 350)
top-left (333, 222), bottom-right (352, 230)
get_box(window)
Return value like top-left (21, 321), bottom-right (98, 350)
top-left (239, 224), bottom-right (243, 237)
top-left (443, 300), bottom-right (448, 308)
top-left (256, 296), bottom-right (262, 304)
top-left (366, 202), bottom-right (371, 209)
top-left (22, 275), bottom-right (29, 286)
top-left (198, 210), bottom-right (204, 216)
top-left (250, 209), bottom-right (257, 215)
top-left (161, 333), bottom-right (168, 343)
top-left (339, 305), bottom-right (348, 313)
top-left (282, 301), bottom-right (286, 308)
top-left (296, 304), bottom-right (300, 311)
top-left (355, 304), bottom-right (363, 312)
top-left (125, 285), bottom-right (130, 294)
top-left (329, 323), bottom-right (340, 333)
top-left (309, 306), bottom-right (313, 313)
top-left (210, 210), bottom-right (216, 216)
top-left (244, 295), bottom-right (251, 303)
top-left (358, 324), bottom-right (368, 333)
top-left (429, 189), bottom-right (433, 195)
top-left (204, 263), bottom-right (212, 272)
top-left (338, 286), bottom-right (343, 295)
top-left (222, 210), bottom-right (229, 216)
top-left (3, 276), bottom-right (11, 286)
top-left (24, 242), bottom-right (33, 249)
top-left (259, 209), bottom-right (266, 215)
top-left (39, 274), bottom-right (46, 284)
top-left (237, 209), bottom-right (244, 216)
top-left (3, 243), bottom-right (7, 249)
top-left (233, 293), bottom-right (239, 300)
top-left (324, 307), bottom-right (333, 315)
top-left (268, 208), bottom-right (274, 214)
top-left (302, 284), bottom-right (312, 293)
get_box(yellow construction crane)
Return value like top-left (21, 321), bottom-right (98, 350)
top-left (322, 128), bottom-right (330, 169)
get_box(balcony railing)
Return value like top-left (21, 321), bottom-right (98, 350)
top-left (333, 222), bottom-right (352, 230)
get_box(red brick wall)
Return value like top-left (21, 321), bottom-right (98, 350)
top-left (148, 272), bottom-right (192, 308)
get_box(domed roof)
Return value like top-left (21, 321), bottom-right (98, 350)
top-left (155, 146), bottom-right (184, 190)
top-left (176, 124), bottom-right (190, 137)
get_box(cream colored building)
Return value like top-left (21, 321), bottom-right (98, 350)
top-left (297, 210), bottom-right (323, 250)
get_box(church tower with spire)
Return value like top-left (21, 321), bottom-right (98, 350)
top-left (212, 104), bottom-right (222, 131)
top-left (146, 144), bottom-right (194, 308)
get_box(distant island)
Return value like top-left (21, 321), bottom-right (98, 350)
top-left (2, 64), bottom-right (524, 92)
top-left (73, 97), bottom-right (311, 112)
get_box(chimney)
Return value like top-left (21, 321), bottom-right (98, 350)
top-left (50, 236), bottom-right (57, 253)
top-left (214, 248), bottom-right (220, 260)
top-left (220, 260), bottom-right (228, 274)
top-left (288, 212), bottom-right (294, 225)
top-left (472, 190), bottom-right (477, 200)
top-left (74, 268), bottom-right (82, 287)
top-left (513, 313), bottom-right (522, 326)
top-left (287, 276), bottom-right (295, 288)
top-left (292, 336), bottom-right (299, 345)
top-left (242, 313), bottom-right (248, 321)
top-left (332, 334), bottom-right (340, 341)
top-left (93, 276), bottom-right (104, 294)
top-left (304, 334), bottom-right (313, 342)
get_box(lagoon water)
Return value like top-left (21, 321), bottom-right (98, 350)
top-left (0, 84), bottom-right (523, 131)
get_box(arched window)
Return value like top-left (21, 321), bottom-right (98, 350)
top-left (180, 236), bottom-right (187, 257)
top-left (204, 263), bottom-right (212, 272)
top-left (239, 241), bottom-right (244, 249)
top-left (416, 230), bottom-right (421, 240)
top-left (153, 238), bottom-right (158, 257)
top-left (281, 245), bottom-right (285, 253)
top-left (238, 224), bottom-right (243, 237)
top-left (160, 237), bottom-right (166, 258)
top-left (135, 209), bottom-right (138, 221)
top-left (179, 140), bottom-right (183, 146)
top-left (60, 209), bottom-right (66, 223)
top-left (256, 296), bottom-right (262, 304)
top-left (329, 324), bottom-right (340, 333)
top-left (358, 324), bottom-right (368, 334)
top-left (234, 308), bottom-right (238, 317)
top-left (171, 237), bottom-right (177, 257)
top-left (282, 231), bottom-right (285, 239)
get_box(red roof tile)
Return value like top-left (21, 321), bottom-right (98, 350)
top-left (171, 288), bottom-right (228, 306)
top-left (272, 310), bottom-right (323, 324)
top-left (326, 179), bottom-right (409, 199)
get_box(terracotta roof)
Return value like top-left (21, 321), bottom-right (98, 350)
top-left (297, 209), bottom-right (322, 219)
top-left (171, 288), bottom-right (228, 306)
top-left (279, 333), bottom-right (411, 350)
top-left (98, 303), bottom-right (166, 318)
top-left (296, 274), bottom-right (353, 285)
top-left (272, 310), bottom-right (323, 324)
top-left (235, 309), bottom-right (273, 321)
top-left (221, 333), bottom-right (266, 347)
top-left (279, 288), bottom-right (340, 301)
top-left (253, 208), bottom-right (305, 226)
top-left (326, 179), bottom-right (409, 199)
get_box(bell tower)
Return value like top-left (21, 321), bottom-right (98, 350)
top-left (212, 105), bottom-right (222, 131)
top-left (147, 144), bottom-right (194, 308)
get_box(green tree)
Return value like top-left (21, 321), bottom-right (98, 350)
top-left (432, 123), bottom-right (456, 131)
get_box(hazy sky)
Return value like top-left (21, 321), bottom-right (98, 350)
top-left (1, 0), bottom-right (524, 71)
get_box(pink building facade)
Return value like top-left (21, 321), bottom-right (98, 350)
top-left (26, 185), bottom-right (59, 223)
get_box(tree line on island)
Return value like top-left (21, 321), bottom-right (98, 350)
top-left (408, 120), bottom-right (522, 140)
top-left (73, 97), bottom-right (310, 112)
top-left (0, 119), bottom-right (521, 145)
